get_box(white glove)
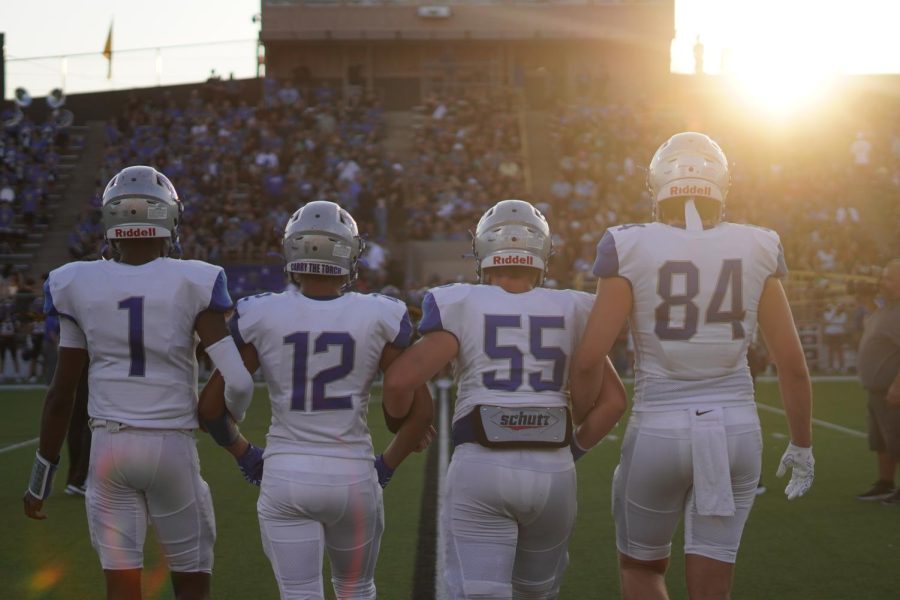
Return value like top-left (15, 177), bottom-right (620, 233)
top-left (776, 442), bottom-right (814, 500)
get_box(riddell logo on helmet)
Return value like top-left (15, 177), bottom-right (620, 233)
top-left (492, 255), bottom-right (534, 266)
top-left (114, 227), bottom-right (157, 238)
top-left (669, 184), bottom-right (712, 197)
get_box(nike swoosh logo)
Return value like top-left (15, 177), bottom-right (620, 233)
top-left (695, 409), bottom-right (714, 416)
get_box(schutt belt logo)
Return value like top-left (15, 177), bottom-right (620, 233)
top-left (493, 410), bottom-right (559, 431)
top-left (669, 184), bottom-right (712, 197)
top-left (115, 226), bottom-right (157, 238)
top-left (492, 255), bottom-right (534, 266)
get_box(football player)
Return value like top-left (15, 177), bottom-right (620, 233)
top-left (570, 132), bottom-right (814, 600)
top-left (197, 200), bottom-right (434, 600)
top-left (23, 166), bottom-right (255, 600)
top-left (384, 199), bottom-right (627, 599)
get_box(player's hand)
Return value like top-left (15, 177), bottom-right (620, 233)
top-left (374, 454), bottom-right (394, 489)
top-left (886, 383), bottom-right (900, 408)
top-left (776, 442), bottom-right (814, 500)
top-left (236, 443), bottom-right (264, 486)
top-left (416, 426), bottom-right (437, 452)
top-left (23, 491), bottom-right (47, 520)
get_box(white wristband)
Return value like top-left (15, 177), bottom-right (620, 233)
top-left (27, 451), bottom-right (59, 500)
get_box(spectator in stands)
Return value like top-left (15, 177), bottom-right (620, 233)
top-left (856, 259), bottom-right (900, 505)
top-left (823, 303), bottom-right (848, 373)
top-left (0, 298), bottom-right (22, 381)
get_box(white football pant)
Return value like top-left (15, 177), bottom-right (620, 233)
top-left (613, 405), bottom-right (762, 563)
top-left (257, 456), bottom-right (383, 600)
top-left (441, 445), bottom-right (577, 599)
top-left (86, 428), bottom-right (216, 572)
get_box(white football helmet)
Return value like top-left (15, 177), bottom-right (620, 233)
top-left (473, 199), bottom-right (552, 284)
top-left (647, 132), bottom-right (730, 212)
top-left (101, 166), bottom-right (182, 244)
top-left (283, 201), bottom-right (364, 280)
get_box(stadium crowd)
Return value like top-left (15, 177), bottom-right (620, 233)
top-left (40, 78), bottom-right (900, 379)
top-left (404, 92), bottom-right (527, 240)
top-left (68, 77), bottom-right (401, 287)
top-left (1, 108), bottom-right (73, 382)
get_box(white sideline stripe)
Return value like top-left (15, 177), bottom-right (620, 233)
top-left (0, 437), bottom-right (39, 455)
top-left (0, 376), bottom-right (857, 394)
top-left (756, 403), bottom-right (867, 439)
top-left (434, 379), bottom-right (451, 600)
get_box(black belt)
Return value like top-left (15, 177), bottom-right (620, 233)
top-left (451, 409), bottom-right (479, 448)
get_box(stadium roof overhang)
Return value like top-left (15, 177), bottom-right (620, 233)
top-left (260, 3), bottom-right (673, 44)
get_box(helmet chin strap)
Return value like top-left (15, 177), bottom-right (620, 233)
top-left (684, 198), bottom-right (703, 232)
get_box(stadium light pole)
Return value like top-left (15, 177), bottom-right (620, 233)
top-left (252, 13), bottom-right (263, 79)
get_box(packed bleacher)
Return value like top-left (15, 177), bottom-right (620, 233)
top-left (1, 104), bottom-right (78, 382)
top-left (1, 112), bottom-right (68, 253)
top-left (405, 92), bottom-right (527, 241)
top-left (5, 76), bottom-right (894, 382)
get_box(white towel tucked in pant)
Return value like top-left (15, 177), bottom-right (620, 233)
top-left (690, 407), bottom-right (736, 516)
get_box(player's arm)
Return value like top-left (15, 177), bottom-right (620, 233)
top-left (383, 331), bottom-right (458, 420)
top-left (373, 344), bottom-right (435, 488)
top-left (24, 342), bottom-right (88, 520)
top-left (198, 341), bottom-right (260, 453)
top-left (570, 277), bottom-right (632, 424)
top-left (758, 277), bottom-right (814, 499)
top-left (572, 357), bottom-right (627, 459)
top-left (195, 308), bottom-right (255, 423)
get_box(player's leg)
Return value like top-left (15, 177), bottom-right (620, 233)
top-left (104, 569), bottom-right (143, 600)
top-left (613, 415), bottom-right (692, 600)
top-left (618, 554), bottom-right (670, 600)
top-left (143, 430), bottom-right (215, 600)
top-left (323, 475), bottom-right (384, 599)
top-left (684, 411), bottom-right (761, 600)
top-left (169, 572), bottom-right (211, 600)
top-left (442, 454), bottom-right (520, 599)
top-left (85, 429), bottom-right (149, 599)
top-left (510, 466), bottom-right (577, 600)
top-left (684, 556), bottom-right (733, 600)
top-left (257, 466), bottom-right (329, 599)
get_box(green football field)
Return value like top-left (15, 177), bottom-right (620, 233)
top-left (1, 381), bottom-right (895, 599)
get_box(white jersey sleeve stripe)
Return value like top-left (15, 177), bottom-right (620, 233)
top-left (59, 317), bottom-right (87, 349)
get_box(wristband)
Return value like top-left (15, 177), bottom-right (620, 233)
top-left (27, 451), bottom-right (59, 500)
top-left (374, 454), bottom-right (395, 489)
top-left (202, 411), bottom-right (241, 447)
top-left (570, 437), bottom-right (589, 462)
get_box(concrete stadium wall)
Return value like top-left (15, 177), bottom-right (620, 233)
top-left (404, 240), bottom-right (475, 285)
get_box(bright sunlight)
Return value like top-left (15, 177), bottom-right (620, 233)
top-left (673, 0), bottom-right (900, 115)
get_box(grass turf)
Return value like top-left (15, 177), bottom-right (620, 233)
top-left (1, 381), bottom-right (895, 599)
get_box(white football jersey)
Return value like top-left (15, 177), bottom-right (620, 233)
top-left (419, 283), bottom-right (594, 426)
top-left (594, 222), bottom-right (787, 411)
top-left (230, 288), bottom-right (412, 461)
top-left (45, 258), bottom-right (232, 428)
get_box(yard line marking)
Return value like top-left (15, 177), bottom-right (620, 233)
top-left (0, 437), bottom-right (39, 455)
top-left (756, 403), bottom-right (866, 439)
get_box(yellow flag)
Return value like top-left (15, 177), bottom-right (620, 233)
top-left (102, 22), bottom-right (113, 79)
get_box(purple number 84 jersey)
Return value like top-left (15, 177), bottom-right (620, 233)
top-left (594, 221), bottom-right (787, 411)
